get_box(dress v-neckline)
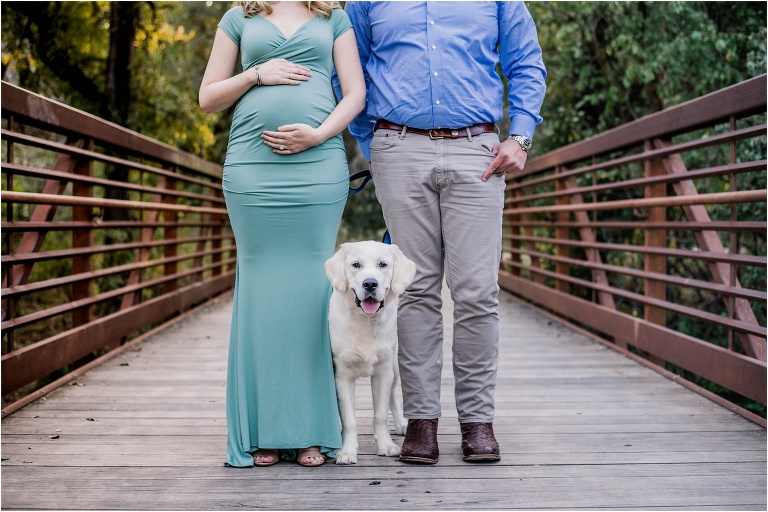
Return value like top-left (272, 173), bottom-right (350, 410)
top-left (256, 14), bottom-right (318, 41)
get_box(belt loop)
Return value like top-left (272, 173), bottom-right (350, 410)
top-left (465, 126), bottom-right (474, 142)
top-left (399, 125), bottom-right (407, 140)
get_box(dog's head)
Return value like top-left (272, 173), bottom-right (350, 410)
top-left (325, 241), bottom-right (416, 316)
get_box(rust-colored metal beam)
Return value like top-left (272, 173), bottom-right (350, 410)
top-left (1, 129), bottom-right (224, 191)
top-left (2, 162), bottom-right (226, 204)
top-left (1, 272), bottom-right (235, 395)
top-left (522, 74), bottom-right (767, 175)
top-left (505, 189), bottom-right (766, 216)
top-left (654, 138), bottom-right (766, 362)
top-left (498, 271), bottom-right (766, 405)
top-left (1, 81), bottom-right (222, 179)
top-left (2, 191), bottom-right (228, 215)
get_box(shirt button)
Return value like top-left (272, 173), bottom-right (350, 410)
top-left (435, 100), bottom-right (440, 105)
top-left (433, 72), bottom-right (439, 76)
top-left (431, 45), bottom-right (436, 50)
top-left (430, 20), bottom-right (435, 25)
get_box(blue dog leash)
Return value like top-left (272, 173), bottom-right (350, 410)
top-left (348, 169), bottom-right (391, 245)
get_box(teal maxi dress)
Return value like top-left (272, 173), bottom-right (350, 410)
top-left (218, 7), bottom-right (351, 467)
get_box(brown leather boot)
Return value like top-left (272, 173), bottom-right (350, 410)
top-left (460, 422), bottom-right (500, 462)
top-left (399, 419), bottom-right (439, 464)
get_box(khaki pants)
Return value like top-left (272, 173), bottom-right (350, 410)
top-left (370, 126), bottom-right (504, 423)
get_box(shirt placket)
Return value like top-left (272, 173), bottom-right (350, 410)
top-left (426, 2), bottom-right (442, 129)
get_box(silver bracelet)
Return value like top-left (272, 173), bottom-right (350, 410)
top-left (254, 66), bottom-right (261, 86)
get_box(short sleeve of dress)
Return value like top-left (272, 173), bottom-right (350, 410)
top-left (331, 8), bottom-right (353, 40)
top-left (218, 7), bottom-right (246, 46)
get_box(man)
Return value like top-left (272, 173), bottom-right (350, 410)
top-left (340, 1), bottom-right (546, 464)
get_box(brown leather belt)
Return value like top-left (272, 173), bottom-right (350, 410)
top-left (374, 120), bottom-right (495, 140)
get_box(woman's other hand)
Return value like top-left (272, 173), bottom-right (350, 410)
top-left (256, 58), bottom-right (312, 85)
top-left (262, 124), bottom-right (322, 154)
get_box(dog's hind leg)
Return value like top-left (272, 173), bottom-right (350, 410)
top-left (389, 359), bottom-right (407, 435)
top-left (371, 363), bottom-right (401, 457)
top-left (335, 374), bottom-right (359, 465)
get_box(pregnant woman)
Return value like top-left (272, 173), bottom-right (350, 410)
top-left (199, 1), bottom-right (365, 468)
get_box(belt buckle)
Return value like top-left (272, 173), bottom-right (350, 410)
top-left (428, 129), bottom-right (445, 140)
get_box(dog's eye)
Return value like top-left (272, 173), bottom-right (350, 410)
top-left (351, 262), bottom-right (361, 268)
top-left (378, 261), bottom-right (388, 268)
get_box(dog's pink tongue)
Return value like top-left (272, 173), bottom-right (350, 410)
top-left (361, 298), bottom-right (381, 315)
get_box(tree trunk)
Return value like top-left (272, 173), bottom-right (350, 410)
top-left (103, 1), bottom-right (140, 125)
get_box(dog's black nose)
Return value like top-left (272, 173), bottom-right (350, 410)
top-left (362, 278), bottom-right (378, 292)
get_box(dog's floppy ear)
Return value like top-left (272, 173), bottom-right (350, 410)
top-left (389, 244), bottom-right (416, 296)
top-left (325, 244), bottom-right (349, 292)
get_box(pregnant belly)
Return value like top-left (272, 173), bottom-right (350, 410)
top-left (224, 80), bottom-right (344, 167)
top-left (232, 80), bottom-right (334, 135)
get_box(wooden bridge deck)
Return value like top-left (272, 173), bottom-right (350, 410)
top-left (2, 289), bottom-right (765, 510)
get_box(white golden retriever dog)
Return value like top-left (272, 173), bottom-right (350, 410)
top-left (325, 241), bottom-right (416, 465)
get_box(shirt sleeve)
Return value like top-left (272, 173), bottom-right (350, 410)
top-left (331, 8), bottom-right (353, 40)
top-left (218, 6), bottom-right (245, 46)
top-left (332, 1), bottom-right (375, 161)
top-left (498, 1), bottom-right (547, 140)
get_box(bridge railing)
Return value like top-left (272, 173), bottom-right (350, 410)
top-left (502, 75), bottom-right (767, 424)
top-left (1, 82), bottom-right (235, 414)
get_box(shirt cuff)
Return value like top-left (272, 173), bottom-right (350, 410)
top-left (509, 115), bottom-right (538, 140)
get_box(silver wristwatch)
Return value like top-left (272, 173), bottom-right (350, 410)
top-left (510, 134), bottom-right (533, 153)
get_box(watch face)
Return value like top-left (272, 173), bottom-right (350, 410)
top-left (513, 135), bottom-right (531, 151)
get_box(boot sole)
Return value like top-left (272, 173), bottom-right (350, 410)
top-left (463, 454), bottom-right (501, 462)
top-left (398, 455), bottom-right (438, 465)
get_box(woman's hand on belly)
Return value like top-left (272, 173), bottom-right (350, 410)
top-left (257, 58), bottom-right (312, 86)
top-left (262, 124), bottom-right (323, 155)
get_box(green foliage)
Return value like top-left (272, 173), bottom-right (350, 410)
top-left (2, 1), bottom-right (233, 160)
top-left (528, 1), bottom-right (767, 152)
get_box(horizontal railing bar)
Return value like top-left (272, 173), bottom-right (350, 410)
top-left (2, 234), bottom-right (234, 265)
top-left (2, 257), bottom-right (237, 331)
top-left (1, 220), bottom-right (228, 232)
top-left (1, 129), bottom-right (224, 191)
top-left (503, 220), bottom-right (767, 232)
top-left (1, 272), bottom-right (236, 395)
top-left (1, 81), bottom-right (223, 179)
top-left (507, 123), bottom-right (767, 191)
top-left (1, 191), bottom-right (228, 215)
top-left (504, 233), bottom-right (765, 267)
top-left (504, 246), bottom-right (767, 302)
top-left (520, 74), bottom-right (767, 175)
top-left (498, 271), bottom-right (767, 404)
top-left (1, 246), bottom-right (235, 299)
top-left (505, 160), bottom-right (766, 206)
top-left (2, 162), bottom-right (226, 205)
top-left (504, 189), bottom-right (765, 216)
top-left (501, 259), bottom-right (767, 338)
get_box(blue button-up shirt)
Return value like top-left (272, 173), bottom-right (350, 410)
top-left (337, 1), bottom-right (547, 161)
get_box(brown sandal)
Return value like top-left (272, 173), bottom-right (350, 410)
top-left (252, 449), bottom-right (280, 467)
top-left (297, 447), bottom-right (326, 467)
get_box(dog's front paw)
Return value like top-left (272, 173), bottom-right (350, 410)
top-left (377, 441), bottom-right (401, 457)
top-left (334, 449), bottom-right (358, 465)
top-left (394, 416), bottom-right (407, 436)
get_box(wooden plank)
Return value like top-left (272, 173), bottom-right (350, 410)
top-left (523, 74), bottom-right (766, 174)
top-left (1, 474), bottom-right (765, 510)
top-left (2, 287), bottom-right (765, 511)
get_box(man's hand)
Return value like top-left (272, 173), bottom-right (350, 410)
top-left (482, 138), bottom-right (528, 182)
